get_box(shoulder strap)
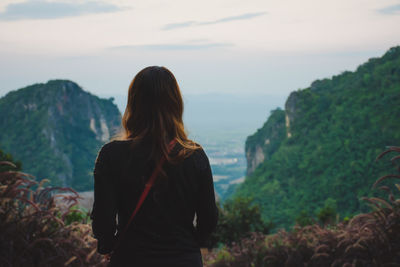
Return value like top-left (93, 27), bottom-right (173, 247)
top-left (112, 139), bottom-right (177, 252)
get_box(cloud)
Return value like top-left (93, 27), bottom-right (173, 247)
top-left (377, 4), bottom-right (400, 15)
top-left (162, 12), bottom-right (267, 30)
top-left (163, 21), bottom-right (197, 30)
top-left (199, 12), bottom-right (267, 25)
top-left (109, 42), bottom-right (233, 51)
top-left (0, 0), bottom-right (123, 20)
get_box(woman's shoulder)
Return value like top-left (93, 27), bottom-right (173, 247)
top-left (185, 144), bottom-right (210, 171)
top-left (98, 139), bottom-right (131, 156)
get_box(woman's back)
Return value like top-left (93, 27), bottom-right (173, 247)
top-left (91, 139), bottom-right (218, 266)
top-left (91, 66), bottom-right (218, 266)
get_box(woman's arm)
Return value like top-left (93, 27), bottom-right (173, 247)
top-left (195, 150), bottom-right (219, 247)
top-left (90, 143), bottom-right (118, 254)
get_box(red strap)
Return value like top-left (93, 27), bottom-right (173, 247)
top-left (112, 139), bottom-right (177, 252)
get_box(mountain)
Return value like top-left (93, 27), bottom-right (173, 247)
top-left (234, 46), bottom-right (400, 229)
top-left (0, 80), bottom-right (121, 191)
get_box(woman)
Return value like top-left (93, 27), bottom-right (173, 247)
top-left (90, 66), bottom-right (218, 267)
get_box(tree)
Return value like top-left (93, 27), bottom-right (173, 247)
top-left (210, 197), bottom-right (273, 247)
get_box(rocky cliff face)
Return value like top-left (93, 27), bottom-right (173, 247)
top-left (245, 108), bottom-right (286, 176)
top-left (245, 93), bottom-right (301, 175)
top-left (0, 80), bottom-right (121, 190)
top-left (284, 91), bottom-right (300, 138)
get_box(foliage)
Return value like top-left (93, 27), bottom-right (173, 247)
top-left (64, 205), bottom-right (91, 226)
top-left (204, 146), bottom-right (400, 266)
top-left (234, 46), bottom-right (400, 229)
top-left (295, 210), bottom-right (314, 227)
top-left (294, 199), bottom-right (339, 227)
top-left (206, 233), bottom-right (267, 267)
top-left (210, 197), bottom-right (272, 248)
top-left (316, 198), bottom-right (338, 226)
top-left (0, 148), bottom-right (21, 172)
top-left (0, 161), bottom-right (106, 266)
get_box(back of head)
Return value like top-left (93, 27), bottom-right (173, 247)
top-left (120, 66), bottom-right (199, 162)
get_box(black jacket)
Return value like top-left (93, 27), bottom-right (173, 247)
top-left (90, 140), bottom-right (218, 266)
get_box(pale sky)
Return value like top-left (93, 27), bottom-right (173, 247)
top-left (0, 0), bottom-right (400, 99)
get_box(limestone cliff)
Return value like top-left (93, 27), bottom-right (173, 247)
top-left (284, 91), bottom-right (300, 138)
top-left (245, 108), bottom-right (286, 176)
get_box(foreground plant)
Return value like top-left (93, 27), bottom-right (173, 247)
top-left (0, 161), bottom-right (105, 267)
top-left (205, 146), bottom-right (400, 267)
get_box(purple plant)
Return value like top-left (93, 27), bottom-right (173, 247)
top-left (0, 161), bottom-right (106, 266)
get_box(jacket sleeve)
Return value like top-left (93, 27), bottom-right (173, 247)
top-left (90, 143), bottom-right (118, 254)
top-left (195, 149), bottom-right (219, 247)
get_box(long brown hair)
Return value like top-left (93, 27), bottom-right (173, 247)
top-left (119, 66), bottom-right (199, 162)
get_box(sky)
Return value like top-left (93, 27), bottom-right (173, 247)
top-left (0, 0), bottom-right (400, 102)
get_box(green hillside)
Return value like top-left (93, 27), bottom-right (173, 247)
top-left (235, 46), bottom-right (400, 229)
top-left (0, 80), bottom-right (121, 190)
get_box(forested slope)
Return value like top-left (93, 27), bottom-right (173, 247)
top-left (235, 46), bottom-right (400, 229)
